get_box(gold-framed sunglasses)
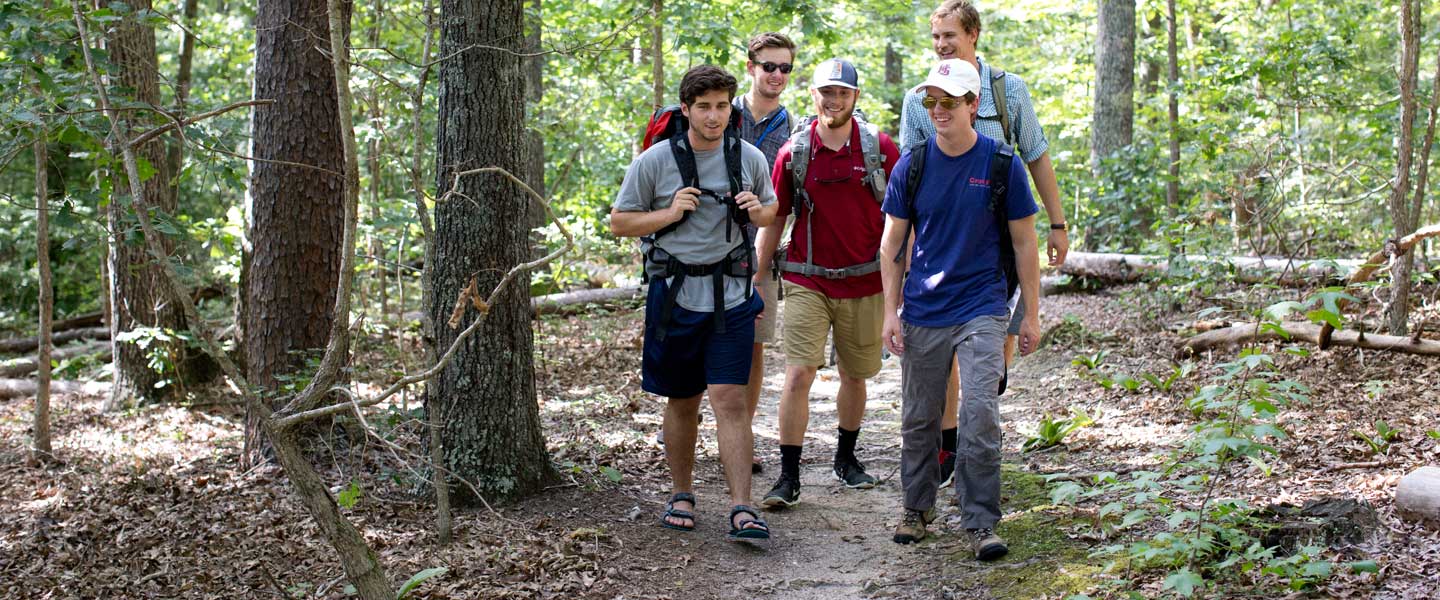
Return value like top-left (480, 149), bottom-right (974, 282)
top-left (921, 96), bottom-right (966, 110)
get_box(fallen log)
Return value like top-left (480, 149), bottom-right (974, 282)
top-left (1060, 252), bottom-right (1364, 287)
top-left (0, 326), bottom-right (109, 355)
top-left (0, 378), bottom-right (108, 400)
top-left (0, 341), bottom-right (111, 378)
top-left (1177, 321), bottom-right (1440, 358)
top-left (1396, 466), bottom-right (1440, 523)
top-left (1318, 224), bottom-right (1440, 349)
top-left (50, 311), bottom-right (103, 333)
top-left (531, 285), bottom-right (646, 316)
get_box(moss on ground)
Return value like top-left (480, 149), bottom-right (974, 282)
top-left (937, 464), bottom-right (1105, 598)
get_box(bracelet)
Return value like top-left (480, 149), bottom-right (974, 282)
top-left (1050, 223), bottom-right (1068, 231)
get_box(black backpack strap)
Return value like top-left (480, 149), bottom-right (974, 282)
top-left (990, 142), bottom-right (1018, 300)
top-left (893, 141), bottom-right (929, 264)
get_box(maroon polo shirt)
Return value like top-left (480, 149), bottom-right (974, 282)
top-left (770, 122), bottom-right (900, 299)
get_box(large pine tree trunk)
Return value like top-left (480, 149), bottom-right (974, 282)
top-left (104, 0), bottom-right (194, 408)
top-left (428, 0), bottom-right (553, 504)
top-left (245, 0), bottom-right (349, 392)
top-left (1091, 0), bottom-right (1135, 169)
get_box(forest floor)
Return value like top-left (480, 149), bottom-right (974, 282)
top-left (2, 283), bottom-right (1439, 599)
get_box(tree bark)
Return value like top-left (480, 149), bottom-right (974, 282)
top-left (103, 0), bottom-right (195, 408)
top-left (650, 0), bottom-right (663, 110)
top-left (245, 0), bottom-right (349, 391)
top-left (1178, 322), bottom-right (1440, 358)
top-left (429, 0), bottom-right (554, 504)
top-left (33, 135), bottom-right (53, 461)
top-left (1388, 0), bottom-right (1421, 334)
top-left (168, 0), bottom-right (199, 177)
top-left (1092, 0), bottom-right (1135, 169)
top-left (1165, 0), bottom-right (1180, 220)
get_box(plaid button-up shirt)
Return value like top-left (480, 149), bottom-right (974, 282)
top-left (898, 58), bottom-right (1049, 164)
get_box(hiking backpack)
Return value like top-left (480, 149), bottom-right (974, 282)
top-left (773, 113), bottom-right (888, 281)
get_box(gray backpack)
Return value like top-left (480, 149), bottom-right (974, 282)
top-left (776, 114), bottom-right (886, 280)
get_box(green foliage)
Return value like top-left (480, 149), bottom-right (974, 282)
top-left (1023, 407), bottom-right (1095, 453)
top-left (1352, 420), bottom-right (1400, 456)
top-left (113, 326), bottom-right (197, 391)
top-left (1050, 338), bottom-right (1332, 596)
top-left (396, 567), bottom-right (448, 600)
top-left (336, 480), bottom-right (363, 509)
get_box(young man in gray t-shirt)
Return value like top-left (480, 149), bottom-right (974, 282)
top-left (611, 65), bottom-right (778, 542)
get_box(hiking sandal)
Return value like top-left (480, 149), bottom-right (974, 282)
top-left (659, 492), bottom-right (696, 532)
top-left (726, 505), bottom-right (770, 541)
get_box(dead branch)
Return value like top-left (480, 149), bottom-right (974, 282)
top-left (0, 326), bottom-right (109, 354)
top-left (1317, 224), bottom-right (1440, 347)
top-left (1060, 251), bottom-right (1363, 286)
top-left (1178, 321), bottom-right (1440, 357)
top-left (272, 167), bottom-right (573, 431)
top-left (127, 99), bottom-right (274, 148)
top-left (0, 378), bottom-right (109, 400)
top-left (1, 341), bottom-right (110, 378)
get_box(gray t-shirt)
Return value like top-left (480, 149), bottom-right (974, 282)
top-left (614, 139), bottom-right (777, 312)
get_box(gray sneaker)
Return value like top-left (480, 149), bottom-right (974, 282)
top-left (969, 528), bottom-right (1009, 561)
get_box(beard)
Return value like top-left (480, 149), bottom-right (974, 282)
top-left (820, 109), bottom-right (853, 129)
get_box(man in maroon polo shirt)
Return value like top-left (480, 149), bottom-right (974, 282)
top-left (754, 58), bottom-right (900, 508)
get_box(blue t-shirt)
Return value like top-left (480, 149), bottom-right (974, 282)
top-left (880, 134), bottom-right (1038, 328)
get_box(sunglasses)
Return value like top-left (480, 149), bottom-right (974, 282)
top-left (759, 61), bottom-right (793, 74)
top-left (921, 96), bottom-right (966, 110)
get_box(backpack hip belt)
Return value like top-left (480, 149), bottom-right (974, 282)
top-left (775, 257), bottom-right (880, 279)
top-left (646, 244), bottom-right (753, 341)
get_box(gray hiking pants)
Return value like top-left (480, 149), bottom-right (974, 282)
top-left (899, 314), bottom-right (1007, 530)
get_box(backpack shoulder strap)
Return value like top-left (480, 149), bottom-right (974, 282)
top-left (723, 128), bottom-right (743, 197)
top-left (989, 66), bottom-right (1013, 146)
top-left (786, 117), bottom-right (817, 205)
top-left (854, 115), bottom-right (887, 204)
top-left (893, 141), bottom-right (929, 264)
top-left (991, 142), bottom-right (1018, 297)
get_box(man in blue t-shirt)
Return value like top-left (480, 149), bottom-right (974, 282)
top-left (878, 59), bottom-right (1041, 560)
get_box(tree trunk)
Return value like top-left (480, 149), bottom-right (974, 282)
top-left (1387, 0), bottom-right (1420, 334)
top-left (650, 0), bottom-right (663, 110)
top-left (168, 0), bottom-right (199, 177)
top-left (366, 0), bottom-right (388, 318)
top-left (1091, 0), bottom-right (1135, 169)
top-left (33, 135), bottom-right (53, 461)
top-left (429, 0), bottom-right (554, 504)
top-left (246, 0), bottom-right (349, 392)
top-left (104, 0), bottom-right (193, 408)
top-left (523, 0), bottom-right (546, 229)
top-left (1165, 0), bottom-right (1180, 220)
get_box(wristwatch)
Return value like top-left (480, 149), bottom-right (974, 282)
top-left (1050, 223), bottom-right (1068, 231)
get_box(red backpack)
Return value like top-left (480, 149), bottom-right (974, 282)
top-left (641, 104), bottom-right (743, 150)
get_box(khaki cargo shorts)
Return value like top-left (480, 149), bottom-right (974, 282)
top-left (754, 274), bottom-right (779, 344)
top-left (781, 281), bottom-right (883, 379)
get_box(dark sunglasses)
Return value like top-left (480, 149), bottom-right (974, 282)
top-left (921, 96), bottom-right (966, 110)
top-left (759, 61), bottom-right (793, 74)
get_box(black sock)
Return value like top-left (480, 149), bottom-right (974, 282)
top-left (942, 428), bottom-right (958, 454)
top-left (836, 427), bottom-right (859, 463)
top-left (780, 445), bottom-right (802, 481)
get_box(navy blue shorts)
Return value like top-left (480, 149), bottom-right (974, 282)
top-left (641, 280), bottom-right (763, 399)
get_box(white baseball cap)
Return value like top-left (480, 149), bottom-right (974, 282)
top-left (911, 59), bottom-right (980, 98)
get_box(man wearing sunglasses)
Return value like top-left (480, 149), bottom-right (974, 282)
top-left (734, 32), bottom-right (796, 474)
top-left (755, 58), bottom-right (899, 509)
top-left (898, 0), bottom-right (1069, 497)
top-left (880, 59), bottom-right (1041, 558)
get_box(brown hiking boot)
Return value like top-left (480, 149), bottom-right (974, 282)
top-left (893, 509), bottom-right (928, 544)
top-left (969, 528), bottom-right (1009, 561)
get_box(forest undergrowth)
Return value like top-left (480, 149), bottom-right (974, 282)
top-left (1, 282), bottom-right (1438, 599)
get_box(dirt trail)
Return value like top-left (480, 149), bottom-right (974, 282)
top-left (546, 309), bottom-right (1077, 600)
